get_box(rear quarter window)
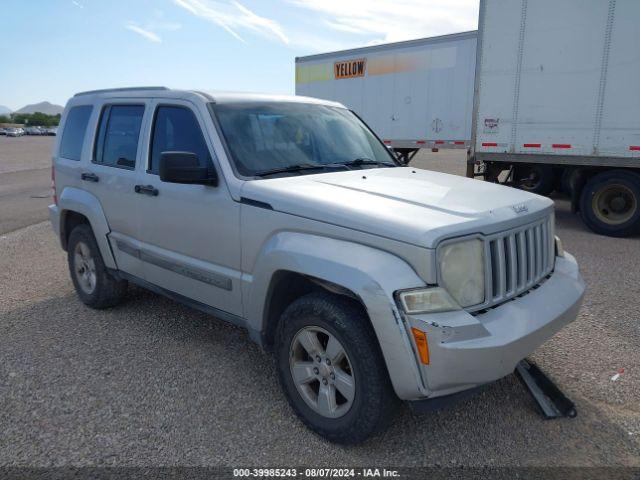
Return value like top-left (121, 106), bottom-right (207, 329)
top-left (59, 105), bottom-right (93, 161)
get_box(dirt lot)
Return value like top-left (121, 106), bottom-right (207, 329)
top-left (0, 136), bottom-right (53, 234)
top-left (0, 139), bottom-right (638, 467)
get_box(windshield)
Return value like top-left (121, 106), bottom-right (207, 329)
top-left (211, 102), bottom-right (397, 178)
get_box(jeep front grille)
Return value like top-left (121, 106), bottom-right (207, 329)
top-left (478, 214), bottom-right (555, 311)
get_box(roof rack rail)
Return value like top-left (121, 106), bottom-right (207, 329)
top-left (74, 86), bottom-right (169, 97)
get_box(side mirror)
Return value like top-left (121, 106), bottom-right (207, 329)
top-left (159, 151), bottom-right (218, 186)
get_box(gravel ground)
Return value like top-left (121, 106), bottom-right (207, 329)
top-left (0, 136), bottom-right (54, 234)
top-left (0, 148), bottom-right (638, 467)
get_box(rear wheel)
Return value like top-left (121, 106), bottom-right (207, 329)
top-left (514, 164), bottom-right (555, 196)
top-left (276, 292), bottom-right (397, 444)
top-left (580, 170), bottom-right (640, 237)
top-left (67, 224), bottom-right (128, 308)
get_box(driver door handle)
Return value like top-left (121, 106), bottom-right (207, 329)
top-left (134, 184), bottom-right (159, 196)
top-left (81, 172), bottom-right (99, 182)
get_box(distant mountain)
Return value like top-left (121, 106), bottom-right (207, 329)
top-left (15, 101), bottom-right (64, 116)
top-left (0, 105), bottom-right (11, 115)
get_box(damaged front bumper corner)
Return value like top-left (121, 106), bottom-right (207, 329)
top-left (400, 253), bottom-right (585, 401)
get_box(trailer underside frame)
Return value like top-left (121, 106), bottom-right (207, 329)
top-left (474, 152), bottom-right (640, 169)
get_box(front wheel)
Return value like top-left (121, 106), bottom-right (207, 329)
top-left (276, 292), bottom-right (397, 444)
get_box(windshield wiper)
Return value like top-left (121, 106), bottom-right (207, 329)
top-left (336, 158), bottom-right (396, 169)
top-left (254, 163), bottom-right (329, 178)
top-left (254, 158), bottom-right (395, 177)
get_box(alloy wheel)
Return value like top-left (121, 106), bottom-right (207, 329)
top-left (73, 241), bottom-right (97, 294)
top-left (289, 326), bottom-right (355, 419)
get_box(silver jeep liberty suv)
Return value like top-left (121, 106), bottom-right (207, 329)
top-left (50, 87), bottom-right (585, 443)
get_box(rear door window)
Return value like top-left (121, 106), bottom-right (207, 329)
top-left (59, 105), bottom-right (93, 160)
top-left (148, 106), bottom-right (211, 175)
top-left (94, 105), bottom-right (144, 169)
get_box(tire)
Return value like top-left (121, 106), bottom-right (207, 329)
top-left (560, 167), bottom-right (578, 196)
top-left (579, 170), bottom-right (640, 237)
top-left (514, 164), bottom-right (555, 196)
top-left (275, 292), bottom-right (398, 444)
top-left (67, 224), bottom-right (128, 308)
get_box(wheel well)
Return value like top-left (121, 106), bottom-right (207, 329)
top-left (61, 211), bottom-right (90, 250)
top-left (261, 271), bottom-right (364, 351)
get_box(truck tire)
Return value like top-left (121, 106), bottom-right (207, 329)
top-left (514, 164), bottom-right (555, 196)
top-left (580, 170), bottom-right (640, 237)
top-left (67, 224), bottom-right (128, 308)
top-left (275, 292), bottom-right (398, 444)
top-left (560, 167), bottom-right (578, 195)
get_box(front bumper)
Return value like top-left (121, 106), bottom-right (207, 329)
top-left (400, 253), bottom-right (584, 400)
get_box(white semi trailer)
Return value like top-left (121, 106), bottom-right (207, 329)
top-left (295, 31), bottom-right (477, 164)
top-left (297, 0), bottom-right (640, 237)
top-left (471, 0), bottom-right (640, 237)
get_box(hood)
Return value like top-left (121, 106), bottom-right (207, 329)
top-left (241, 167), bottom-right (554, 247)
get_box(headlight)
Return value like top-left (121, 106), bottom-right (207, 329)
top-left (396, 287), bottom-right (460, 314)
top-left (438, 238), bottom-right (485, 307)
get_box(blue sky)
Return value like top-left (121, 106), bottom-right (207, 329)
top-left (0, 0), bottom-right (478, 111)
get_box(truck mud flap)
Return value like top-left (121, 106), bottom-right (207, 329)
top-left (516, 359), bottom-right (577, 419)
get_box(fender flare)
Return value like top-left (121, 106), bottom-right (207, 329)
top-left (57, 187), bottom-right (117, 269)
top-left (244, 232), bottom-right (429, 399)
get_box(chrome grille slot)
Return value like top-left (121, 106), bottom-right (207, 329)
top-left (481, 215), bottom-right (555, 311)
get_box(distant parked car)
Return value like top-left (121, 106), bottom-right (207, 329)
top-left (0, 127), bottom-right (7, 135)
top-left (6, 128), bottom-right (23, 137)
top-left (25, 126), bottom-right (43, 135)
top-left (45, 127), bottom-right (58, 136)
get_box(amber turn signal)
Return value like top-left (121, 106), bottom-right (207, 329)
top-left (411, 327), bottom-right (430, 365)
